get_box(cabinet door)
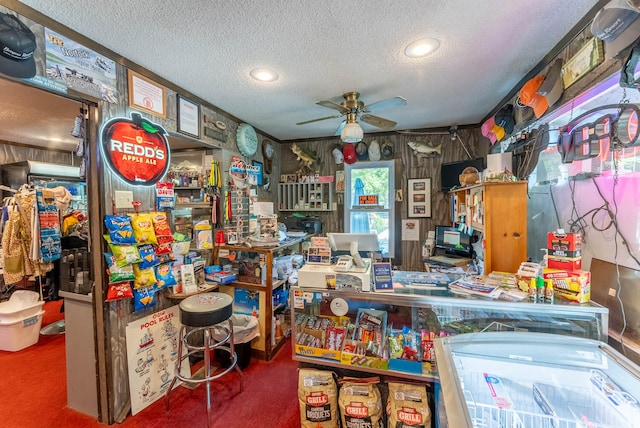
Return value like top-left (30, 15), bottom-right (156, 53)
top-left (484, 183), bottom-right (527, 273)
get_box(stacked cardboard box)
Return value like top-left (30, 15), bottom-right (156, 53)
top-left (545, 231), bottom-right (589, 303)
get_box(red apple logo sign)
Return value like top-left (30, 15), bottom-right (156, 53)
top-left (100, 113), bottom-right (170, 186)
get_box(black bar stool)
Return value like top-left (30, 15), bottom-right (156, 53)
top-left (165, 292), bottom-right (243, 426)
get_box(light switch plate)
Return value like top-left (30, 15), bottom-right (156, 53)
top-left (114, 190), bottom-right (134, 209)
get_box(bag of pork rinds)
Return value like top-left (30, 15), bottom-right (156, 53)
top-left (386, 381), bottom-right (431, 428)
top-left (338, 376), bottom-right (383, 428)
top-left (298, 369), bottom-right (339, 428)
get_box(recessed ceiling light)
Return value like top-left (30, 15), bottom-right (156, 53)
top-left (404, 38), bottom-right (440, 58)
top-left (250, 68), bottom-right (279, 82)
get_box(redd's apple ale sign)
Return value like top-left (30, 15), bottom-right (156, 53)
top-left (100, 113), bottom-right (170, 186)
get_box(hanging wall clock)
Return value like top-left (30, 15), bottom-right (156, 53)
top-left (262, 139), bottom-right (274, 174)
top-left (236, 123), bottom-right (258, 157)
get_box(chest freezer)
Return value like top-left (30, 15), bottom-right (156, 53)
top-left (434, 332), bottom-right (640, 428)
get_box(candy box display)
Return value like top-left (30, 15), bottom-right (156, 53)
top-left (547, 255), bottom-right (582, 271)
top-left (294, 315), bottom-right (350, 361)
top-left (340, 339), bottom-right (389, 370)
top-left (547, 231), bottom-right (582, 257)
top-left (388, 326), bottom-right (423, 374)
top-left (543, 268), bottom-right (590, 293)
top-left (352, 308), bottom-right (387, 343)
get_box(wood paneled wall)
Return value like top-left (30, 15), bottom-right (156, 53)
top-left (279, 130), bottom-right (489, 271)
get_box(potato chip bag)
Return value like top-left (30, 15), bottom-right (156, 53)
top-left (129, 213), bottom-right (158, 245)
top-left (108, 242), bottom-right (142, 267)
top-left (133, 286), bottom-right (157, 311)
top-left (157, 251), bottom-right (176, 264)
top-left (155, 263), bottom-right (177, 289)
top-left (104, 215), bottom-right (137, 244)
top-left (105, 281), bottom-right (134, 302)
top-left (133, 264), bottom-right (157, 289)
top-left (150, 211), bottom-right (173, 244)
top-left (138, 244), bottom-right (160, 270)
top-left (155, 242), bottom-right (173, 255)
top-left (104, 252), bottom-right (135, 283)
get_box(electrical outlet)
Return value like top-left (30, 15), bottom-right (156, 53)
top-left (114, 190), bottom-right (134, 209)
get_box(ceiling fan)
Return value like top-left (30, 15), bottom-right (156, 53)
top-left (296, 92), bottom-right (407, 141)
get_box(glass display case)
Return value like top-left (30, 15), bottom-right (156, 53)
top-left (434, 332), bottom-right (640, 428)
top-left (290, 274), bottom-right (608, 382)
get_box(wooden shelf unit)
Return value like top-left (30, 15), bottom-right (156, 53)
top-left (450, 181), bottom-right (528, 274)
top-left (213, 236), bottom-right (310, 360)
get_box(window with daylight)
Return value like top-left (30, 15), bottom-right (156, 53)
top-left (344, 160), bottom-right (394, 257)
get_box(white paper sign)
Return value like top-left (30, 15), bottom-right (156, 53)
top-left (126, 305), bottom-right (189, 415)
top-left (402, 219), bottom-right (420, 241)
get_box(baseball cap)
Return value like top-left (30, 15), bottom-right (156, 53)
top-left (368, 140), bottom-right (381, 161)
top-left (537, 59), bottom-right (564, 108)
top-left (343, 143), bottom-right (357, 164)
top-left (355, 141), bottom-right (368, 160)
top-left (591, 0), bottom-right (639, 42)
top-left (481, 116), bottom-right (497, 144)
top-left (0, 13), bottom-right (36, 79)
top-left (381, 141), bottom-right (394, 159)
top-left (494, 105), bottom-right (515, 135)
top-left (519, 75), bottom-right (548, 119)
top-left (491, 123), bottom-right (505, 142)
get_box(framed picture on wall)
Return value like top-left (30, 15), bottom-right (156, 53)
top-left (177, 95), bottom-right (201, 139)
top-left (127, 70), bottom-right (166, 118)
top-left (408, 178), bottom-right (431, 218)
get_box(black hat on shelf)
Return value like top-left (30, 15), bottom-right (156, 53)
top-left (0, 13), bottom-right (37, 79)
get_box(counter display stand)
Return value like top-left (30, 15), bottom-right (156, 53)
top-left (290, 279), bottom-right (608, 383)
top-left (214, 236), bottom-right (310, 360)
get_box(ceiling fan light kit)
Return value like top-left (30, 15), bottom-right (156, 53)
top-left (340, 121), bottom-right (364, 142)
top-left (297, 91), bottom-right (407, 141)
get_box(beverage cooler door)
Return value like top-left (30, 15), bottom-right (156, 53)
top-left (434, 332), bottom-right (640, 428)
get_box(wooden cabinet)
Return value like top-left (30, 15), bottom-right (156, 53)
top-left (450, 181), bottom-right (527, 274)
top-left (213, 236), bottom-right (310, 360)
top-left (278, 182), bottom-right (333, 211)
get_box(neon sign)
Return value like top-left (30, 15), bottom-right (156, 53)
top-left (99, 113), bottom-right (170, 186)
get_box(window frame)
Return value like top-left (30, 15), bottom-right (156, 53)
top-left (344, 160), bottom-right (395, 258)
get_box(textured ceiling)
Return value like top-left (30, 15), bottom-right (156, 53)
top-left (15, 0), bottom-right (601, 142)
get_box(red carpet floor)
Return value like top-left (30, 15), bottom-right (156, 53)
top-left (0, 300), bottom-right (301, 428)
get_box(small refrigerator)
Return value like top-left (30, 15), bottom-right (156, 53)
top-left (434, 332), bottom-right (640, 428)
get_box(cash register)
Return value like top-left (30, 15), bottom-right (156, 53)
top-left (297, 232), bottom-right (378, 291)
top-left (424, 225), bottom-right (474, 268)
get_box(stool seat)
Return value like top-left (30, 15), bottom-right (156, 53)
top-left (179, 292), bottom-right (233, 327)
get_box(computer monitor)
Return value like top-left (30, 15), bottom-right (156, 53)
top-left (434, 225), bottom-right (472, 257)
top-left (326, 232), bottom-right (380, 252)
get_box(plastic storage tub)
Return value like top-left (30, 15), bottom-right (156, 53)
top-left (0, 290), bottom-right (44, 324)
top-left (0, 310), bottom-right (45, 351)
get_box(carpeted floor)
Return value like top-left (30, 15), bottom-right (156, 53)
top-left (0, 300), bottom-right (301, 428)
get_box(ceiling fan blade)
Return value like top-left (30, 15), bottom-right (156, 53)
top-left (317, 100), bottom-right (349, 114)
top-left (296, 114), bottom-right (343, 125)
top-left (364, 96), bottom-right (407, 113)
top-left (360, 114), bottom-right (397, 130)
top-left (334, 120), bottom-right (346, 136)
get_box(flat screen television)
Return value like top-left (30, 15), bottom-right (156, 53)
top-left (440, 158), bottom-right (485, 192)
top-left (434, 225), bottom-right (472, 257)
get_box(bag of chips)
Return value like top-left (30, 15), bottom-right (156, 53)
top-left (157, 251), bottom-right (176, 264)
top-left (133, 286), bottom-right (157, 311)
top-left (129, 213), bottom-right (158, 245)
top-left (104, 252), bottom-right (135, 283)
top-left (150, 211), bottom-right (173, 244)
top-left (298, 369), bottom-right (338, 428)
top-left (387, 382), bottom-right (431, 428)
top-left (339, 377), bottom-right (383, 428)
top-left (133, 264), bottom-right (157, 289)
top-left (104, 215), bottom-right (137, 244)
top-left (155, 263), bottom-right (177, 289)
top-left (155, 242), bottom-right (174, 255)
top-left (105, 281), bottom-right (134, 302)
top-left (138, 244), bottom-right (160, 270)
top-left (107, 237), bottom-right (142, 267)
